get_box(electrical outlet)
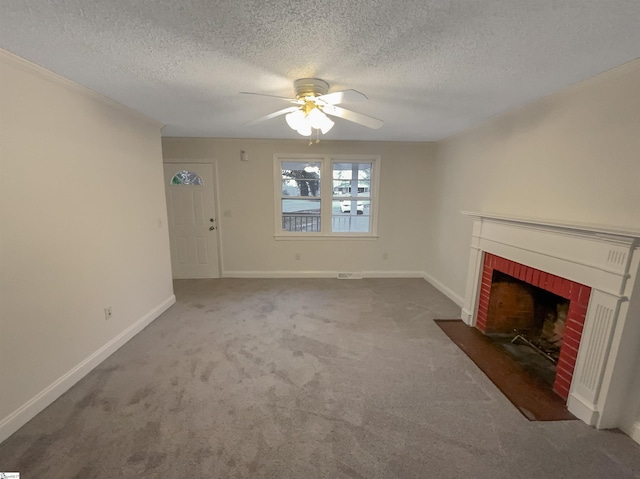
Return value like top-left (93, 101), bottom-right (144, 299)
top-left (295, 253), bottom-right (301, 260)
top-left (383, 252), bottom-right (389, 260)
top-left (104, 306), bottom-right (112, 320)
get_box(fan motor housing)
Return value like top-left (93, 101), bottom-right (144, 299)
top-left (294, 78), bottom-right (329, 99)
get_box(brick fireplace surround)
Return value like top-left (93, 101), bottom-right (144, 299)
top-left (461, 213), bottom-right (640, 443)
top-left (476, 252), bottom-right (591, 400)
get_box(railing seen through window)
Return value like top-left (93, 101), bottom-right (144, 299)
top-left (281, 161), bottom-right (321, 232)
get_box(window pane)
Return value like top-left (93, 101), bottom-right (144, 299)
top-left (332, 214), bottom-right (370, 233)
top-left (332, 162), bottom-right (372, 180)
top-left (282, 179), bottom-right (320, 197)
top-left (332, 200), bottom-right (370, 233)
top-left (171, 170), bottom-right (203, 185)
top-left (281, 162), bottom-right (321, 197)
top-left (282, 199), bottom-right (320, 214)
top-left (332, 163), bottom-right (372, 200)
top-left (282, 199), bottom-right (321, 232)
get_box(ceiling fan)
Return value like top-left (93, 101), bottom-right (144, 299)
top-left (241, 78), bottom-right (383, 140)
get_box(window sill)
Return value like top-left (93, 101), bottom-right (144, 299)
top-left (274, 234), bottom-right (379, 241)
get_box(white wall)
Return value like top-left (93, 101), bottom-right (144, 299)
top-left (0, 50), bottom-right (174, 442)
top-left (427, 58), bottom-right (640, 440)
top-left (162, 138), bottom-right (435, 277)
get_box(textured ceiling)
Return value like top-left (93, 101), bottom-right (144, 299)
top-left (1, 0), bottom-right (639, 141)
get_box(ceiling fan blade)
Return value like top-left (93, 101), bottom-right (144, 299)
top-left (240, 92), bottom-right (301, 103)
top-left (246, 106), bottom-right (300, 126)
top-left (317, 89), bottom-right (368, 105)
top-left (322, 105), bottom-right (383, 129)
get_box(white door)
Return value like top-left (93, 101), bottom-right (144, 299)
top-left (164, 163), bottom-right (220, 278)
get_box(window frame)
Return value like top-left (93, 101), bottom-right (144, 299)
top-left (274, 154), bottom-right (381, 240)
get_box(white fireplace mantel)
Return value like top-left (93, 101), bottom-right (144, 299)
top-left (461, 212), bottom-right (640, 441)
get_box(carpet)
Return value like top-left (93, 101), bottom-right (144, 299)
top-left (435, 319), bottom-right (575, 421)
top-left (2, 279), bottom-right (638, 479)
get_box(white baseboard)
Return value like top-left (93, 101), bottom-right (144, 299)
top-left (222, 270), bottom-right (425, 279)
top-left (567, 392), bottom-right (599, 426)
top-left (422, 271), bottom-right (465, 307)
top-left (363, 271), bottom-right (425, 278)
top-left (0, 295), bottom-right (176, 444)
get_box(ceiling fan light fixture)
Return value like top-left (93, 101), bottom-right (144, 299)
top-left (296, 122), bottom-right (312, 136)
top-left (318, 114), bottom-right (335, 134)
top-left (307, 107), bottom-right (325, 129)
top-left (285, 109), bottom-right (305, 130)
top-left (285, 104), bottom-right (335, 137)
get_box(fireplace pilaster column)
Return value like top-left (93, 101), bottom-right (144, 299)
top-left (462, 219), bottom-right (483, 326)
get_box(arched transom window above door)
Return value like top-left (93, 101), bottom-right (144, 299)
top-left (170, 170), bottom-right (203, 186)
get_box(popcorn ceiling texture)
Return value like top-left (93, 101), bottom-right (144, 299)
top-left (1, 0), bottom-right (639, 140)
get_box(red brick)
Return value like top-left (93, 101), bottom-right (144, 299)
top-left (561, 346), bottom-right (579, 361)
top-left (557, 358), bottom-right (577, 375)
top-left (579, 286), bottom-right (592, 305)
top-left (566, 321), bottom-right (584, 335)
top-left (560, 279), bottom-right (572, 299)
top-left (499, 257), bottom-right (509, 271)
top-left (560, 349), bottom-right (579, 364)
top-left (550, 275), bottom-right (562, 295)
top-left (554, 379), bottom-right (570, 391)
top-left (571, 302), bottom-right (588, 317)
top-left (562, 339), bottom-right (580, 355)
top-left (571, 287), bottom-right (581, 303)
top-left (519, 266), bottom-right (528, 281)
top-left (538, 272), bottom-right (548, 289)
top-left (559, 346), bottom-right (578, 361)
top-left (563, 327), bottom-right (582, 343)
top-left (554, 384), bottom-right (570, 396)
top-left (532, 270), bottom-right (540, 286)
top-left (492, 257), bottom-right (501, 271)
top-left (525, 268), bottom-right (533, 284)
top-left (555, 366), bottom-right (573, 383)
top-left (555, 370), bottom-right (572, 384)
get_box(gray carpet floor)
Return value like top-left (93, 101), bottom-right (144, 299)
top-left (1, 278), bottom-right (639, 478)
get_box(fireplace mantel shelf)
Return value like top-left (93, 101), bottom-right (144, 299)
top-left (461, 211), bottom-right (640, 241)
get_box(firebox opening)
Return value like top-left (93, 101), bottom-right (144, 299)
top-left (485, 270), bottom-right (570, 388)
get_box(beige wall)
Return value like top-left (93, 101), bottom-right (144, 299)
top-left (428, 59), bottom-right (640, 301)
top-left (0, 51), bottom-right (174, 441)
top-left (162, 138), bottom-right (435, 276)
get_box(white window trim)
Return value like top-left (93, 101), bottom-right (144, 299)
top-left (274, 154), bottom-right (381, 240)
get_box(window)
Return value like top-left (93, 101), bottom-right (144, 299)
top-left (275, 155), bottom-right (379, 238)
top-left (170, 170), bottom-right (203, 185)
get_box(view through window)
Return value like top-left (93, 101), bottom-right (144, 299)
top-left (276, 156), bottom-right (378, 237)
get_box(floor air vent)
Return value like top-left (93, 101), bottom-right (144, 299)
top-left (337, 272), bottom-right (363, 279)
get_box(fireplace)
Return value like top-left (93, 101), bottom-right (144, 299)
top-left (461, 212), bottom-right (640, 442)
top-left (476, 253), bottom-right (591, 400)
